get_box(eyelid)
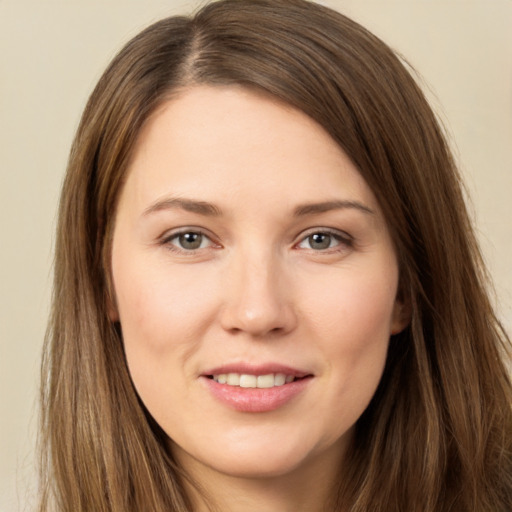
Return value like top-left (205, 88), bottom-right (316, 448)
top-left (294, 227), bottom-right (354, 250)
top-left (159, 226), bottom-right (221, 253)
top-left (157, 226), bottom-right (353, 254)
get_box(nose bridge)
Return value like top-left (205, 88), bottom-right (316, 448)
top-left (220, 244), bottom-right (295, 337)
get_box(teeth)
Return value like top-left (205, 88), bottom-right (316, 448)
top-left (256, 374), bottom-right (274, 388)
top-left (240, 374), bottom-right (257, 388)
top-left (212, 372), bottom-right (295, 388)
top-left (227, 373), bottom-right (240, 386)
top-left (275, 373), bottom-right (286, 386)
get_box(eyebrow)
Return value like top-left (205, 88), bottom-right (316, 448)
top-left (142, 197), bottom-right (374, 218)
top-left (293, 200), bottom-right (375, 216)
top-left (142, 197), bottom-right (222, 217)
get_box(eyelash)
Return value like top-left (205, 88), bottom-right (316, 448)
top-left (160, 228), bottom-right (219, 255)
top-left (160, 228), bottom-right (353, 255)
top-left (295, 228), bottom-right (353, 253)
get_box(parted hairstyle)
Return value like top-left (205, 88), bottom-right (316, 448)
top-left (40, 0), bottom-right (512, 510)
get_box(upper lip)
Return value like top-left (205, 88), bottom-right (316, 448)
top-left (202, 363), bottom-right (312, 378)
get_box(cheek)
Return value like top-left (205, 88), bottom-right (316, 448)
top-left (300, 261), bottom-right (398, 418)
top-left (111, 251), bottom-right (222, 397)
top-left (112, 259), bottom-right (222, 420)
top-left (114, 255), bottom-right (215, 344)
top-left (305, 262), bottom-right (398, 345)
top-left (319, 283), bottom-right (394, 389)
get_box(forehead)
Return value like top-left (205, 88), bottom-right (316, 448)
top-left (120, 85), bottom-right (380, 217)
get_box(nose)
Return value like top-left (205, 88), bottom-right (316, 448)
top-left (219, 250), bottom-right (297, 338)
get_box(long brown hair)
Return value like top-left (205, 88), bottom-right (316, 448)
top-left (40, 0), bottom-right (512, 510)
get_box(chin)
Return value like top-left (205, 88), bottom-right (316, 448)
top-left (206, 451), bottom-right (306, 479)
top-left (169, 428), bottom-right (348, 482)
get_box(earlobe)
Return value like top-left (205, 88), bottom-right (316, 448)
top-left (108, 304), bottom-right (119, 322)
top-left (106, 291), bottom-right (120, 322)
top-left (390, 299), bottom-right (411, 335)
top-left (104, 266), bottom-right (120, 322)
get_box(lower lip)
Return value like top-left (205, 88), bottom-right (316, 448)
top-left (202, 376), bottom-right (312, 413)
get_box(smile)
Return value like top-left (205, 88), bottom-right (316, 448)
top-left (210, 373), bottom-right (296, 388)
top-left (202, 366), bottom-right (313, 412)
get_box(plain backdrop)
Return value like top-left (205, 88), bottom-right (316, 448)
top-left (1, 1), bottom-right (511, 510)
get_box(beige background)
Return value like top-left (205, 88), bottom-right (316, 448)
top-left (1, 1), bottom-right (511, 510)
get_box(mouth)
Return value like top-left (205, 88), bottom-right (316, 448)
top-left (201, 364), bottom-right (313, 412)
top-left (205, 373), bottom-right (309, 388)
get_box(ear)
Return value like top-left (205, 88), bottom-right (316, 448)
top-left (106, 286), bottom-right (120, 322)
top-left (107, 300), bottom-right (119, 322)
top-left (390, 297), bottom-right (411, 335)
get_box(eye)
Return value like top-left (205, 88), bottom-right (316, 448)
top-left (296, 230), bottom-right (352, 251)
top-left (162, 230), bottom-right (215, 252)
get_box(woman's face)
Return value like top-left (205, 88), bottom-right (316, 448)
top-left (111, 86), bottom-right (407, 482)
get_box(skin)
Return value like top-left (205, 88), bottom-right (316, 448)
top-left (110, 85), bottom-right (408, 512)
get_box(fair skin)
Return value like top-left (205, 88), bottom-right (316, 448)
top-left (111, 85), bottom-right (407, 512)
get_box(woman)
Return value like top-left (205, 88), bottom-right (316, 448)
top-left (39, 0), bottom-right (512, 510)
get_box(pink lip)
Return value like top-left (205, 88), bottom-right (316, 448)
top-left (202, 363), bottom-right (310, 378)
top-left (200, 363), bottom-right (313, 413)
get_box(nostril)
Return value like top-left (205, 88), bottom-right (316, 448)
top-left (219, 286), bottom-right (298, 337)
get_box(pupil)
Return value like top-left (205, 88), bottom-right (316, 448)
top-left (310, 233), bottom-right (331, 250)
top-left (179, 232), bottom-right (202, 249)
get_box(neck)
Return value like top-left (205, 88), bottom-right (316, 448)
top-left (175, 445), bottom-right (346, 512)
